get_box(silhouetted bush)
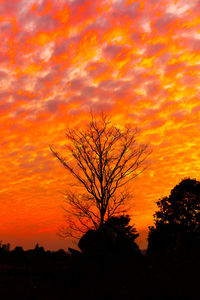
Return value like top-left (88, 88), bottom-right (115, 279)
top-left (148, 178), bottom-right (200, 262)
top-left (52, 249), bottom-right (67, 260)
top-left (78, 215), bottom-right (141, 259)
top-left (12, 246), bottom-right (25, 263)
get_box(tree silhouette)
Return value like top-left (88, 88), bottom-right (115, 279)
top-left (148, 178), bottom-right (200, 258)
top-left (78, 215), bottom-right (140, 255)
top-left (105, 215), bottom-right (140, 254)
top-left (50, 113), bottom-right (150, 238)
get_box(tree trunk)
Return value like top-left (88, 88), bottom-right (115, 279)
top-left (100, 209), bottom-right (105, 229)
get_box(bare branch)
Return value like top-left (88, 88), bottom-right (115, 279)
top-left (50, 113), bottom-right (151, 237)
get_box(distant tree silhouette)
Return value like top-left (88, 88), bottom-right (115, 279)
top-left (148, 178), bottom-right (200, 258)
top-left (0, 242), bottom-right (10, 252)
top-left (12, 246), bottom-right (25, 262)
top-left (78, 214), bottom-right (140, 256)
top-left (34, 243), bottom-right (45, 253)
top-left (0, 242), bottom-right (11, 263)
top-left (50, 113), bottom-right (150, 238)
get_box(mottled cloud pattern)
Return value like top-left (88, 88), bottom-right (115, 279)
top-left (0, 0), bottom-right (200, 249)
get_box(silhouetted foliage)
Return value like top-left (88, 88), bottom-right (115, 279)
top-left (52, 248), bottom-right (68, 260)
top-left (50, 113), bottom-right (150, 238)
top-left (78, 214), bottom-right (140, 256)
top-left (0, 241), bottom-right (10, 252)
top-left (148, 178), bottom-right (200, 259)
top-left (0, 237), bottom-right (198, 299)
top-left (105, 215), bottom-right (140, 254)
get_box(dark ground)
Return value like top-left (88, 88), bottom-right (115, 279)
top-left (0, 251), bottom-right (199, 300)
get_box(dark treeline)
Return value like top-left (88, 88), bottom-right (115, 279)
top-left (1, 178), bottom-right (200, 299)
top-left (0, 242), bottom-right (68, 265)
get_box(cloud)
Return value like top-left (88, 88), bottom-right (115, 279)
top-left (146, 83), bottom-right (160, 95)
top-left (147, 43), bottom-right (166, 56)
top-left (112, 1), bottom-right (140, 19)
top-left (103, 44), bottom-right (124, 59)
top-left (86, 62), bottom-right (108, 78)
top-left (153, 13), bottom-right (178, 32)
top-left (69, 77), bottom-right (86, 90)
top-left (0, 92), bottom-right (10, 101)
top-left (0, 0), bottom-right (20, 15)
top-left (0, 102), bottom-right (12, 114)
top-left (81, 86), bottom-right (97, 97)
top-left (188, 38), bottom-right (200, 52)
top-left (46, 97), bottom-right (66, 113)
top-left (0, 52), bottom-right (9, 64)
top-left (53, 40), bottom-right (69, 56)
top-left (88, 100), bottom-right (114, 112)
top-left (98, 79), bottom-right (122, 90)
top-left (170, 110), bottom-right (188, 121)
top-left (165, 62), bottom-right (186, 73)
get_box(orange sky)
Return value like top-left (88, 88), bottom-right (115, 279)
top-left (1, 0), bottom-right (200, 250)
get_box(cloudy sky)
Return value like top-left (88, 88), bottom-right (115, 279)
top-left (1, 0), bottom-right (200, 250)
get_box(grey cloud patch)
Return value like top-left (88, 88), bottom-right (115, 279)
top-left (86, 62), bottom-right (108, 78)
top-left (0, 92), bottom-right (10, 101)
top-left (46, 97), bottom-right (66, 113)
top-left (33, 67), bottom-right (66, 92)
top-left (142, 107), bottom-right (160, 117)
top-left (11, 75), bottom-right (31, 92)
top-left (69, 99), bottom-right (114, 115)
top-left (103, 45), bottom-right (124, 59)
top-left (147, 43), bottom-right (166, 56)
top-left (34, 14), bottom-right (59, 33)
top-left (13, 93), bottom-right (33, 102)
top-left (114, 82), bottom-right (135, 99)
top-left (150, 119), bottom-right (166, 128)
top-left (23, 145), bottom-right (37, 152)
top-left (132, 33), bottom-right (142, 43)
top-left (14, 107), bottom-right (32, 117)
top-left (0, 102), bottom-right (12, 113)
top-left (170, 110), bottom-right (188, 121)
top-left (34, 74), bottom-right (56, 91)
top-left (155, 52), bottom-right (172, 66)
top-left (112, 1), bottom-right (139, 19)
top-left (82, 86), bottom-right (97, 97)
top-left (17, 13), bottom-right (59, 50)
top-left (192, 105), bottom-right (200, 114)
top-left (123, 2), bottom-right (140, 18)
top-left (82, 18), bottom-right (110, 37)
top-left (153, 13), bottom-right (177, 31)
top-left (19, 11), bottom-right (59, 35)
top-left (98, 79), bottom-right (123, 90)
top-left (69, 0), bottom-right (98, 21)
top-left (165, 62), bottom-right (186, 73)
top-left (146, 83), bottom-right (160, 95)
top-left (0, 0), bottom-right (20, 15)
top-left (189, 38), bottom-right (200, 52)
top-left (180, 74), bottom-right (199, 87)
top-left (18, 154), bottom-right (53, 173)
top-left (69, 78), bottom-right (86, 91)
top-left (0, 22), bottom-right (13, 36)
top-left (53, 41), bottom-right (69, 56)
top-left (88, 100), bottom-right (114, 112)
top-left (68, 94), bottom-right (86, 104)
top-left (0, 52), bottom-right (9, 64)
top-left (46, 101), bottom-right (60, 113)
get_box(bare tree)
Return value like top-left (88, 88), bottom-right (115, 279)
top-left (50, 113), bottom-right (151, 238)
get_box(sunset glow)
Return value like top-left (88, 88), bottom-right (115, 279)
top-left (1, 0), bottom-right (200, 250)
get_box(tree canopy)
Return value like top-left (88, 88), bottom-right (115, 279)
top-left (153, 178), bottom-right (200, 231)
top-left (148, 178), bottom-right (200, 257)
top-left (78, 215), bottom-right (140, 255)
